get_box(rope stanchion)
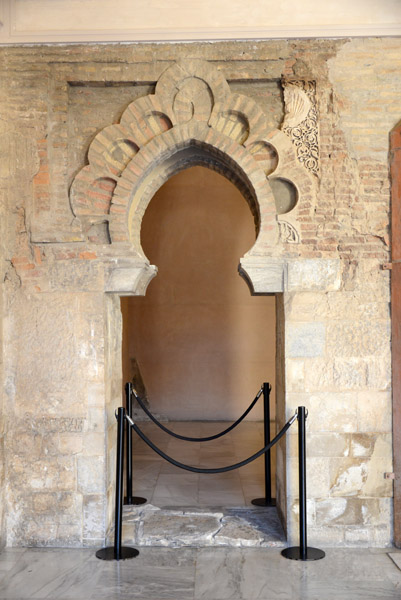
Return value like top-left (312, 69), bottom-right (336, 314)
top-left (252, 382), bottom-right (276, 507)
top-left (126, 412), bottom-right (297, 474)
top-left (124, 383), bottom-right (147, 506)
top-left (131, 385), bottom-right (264, 442)
top-left (96, 407), bottom-right (139, 561)
top-left (281, 406), bottom-right (325, 562)
top-left (98, 400), bottom-right (324, 562)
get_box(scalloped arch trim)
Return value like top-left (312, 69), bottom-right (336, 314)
top-left (70, 58), bottom-right (315, 292)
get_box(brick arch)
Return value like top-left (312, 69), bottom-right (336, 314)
top-left (70, 58), bottom-right (314, 295)
top-left (110, 122), bottom-right (277, 262)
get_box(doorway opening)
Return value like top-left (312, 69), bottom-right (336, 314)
top-left (121, 165), bottom-right (278, 511)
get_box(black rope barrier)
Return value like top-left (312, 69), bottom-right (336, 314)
top-left (96, 403), bottom-right (325, 563)
top-left (131, 385), bottom-right (263, 442)
top-left (126, 412), bottom-right (296, 474)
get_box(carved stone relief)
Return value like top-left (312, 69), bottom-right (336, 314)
top-left (282, 80), bottom-right (319, 176)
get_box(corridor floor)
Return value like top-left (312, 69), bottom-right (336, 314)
top-left (1, 546), bottom-right (401, 599)
top-left (131, 420), bottom-right (271, 507)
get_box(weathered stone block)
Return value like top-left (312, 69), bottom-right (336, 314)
top-left (356, 391), bottom-right (392, 432)
top-left (49, 261), bottom-right (103, 292)
top-left (22, 457), bottom-right (76, 492)
top-left (351, 433), bottom-right (391, 458)
top-left (343, 528), bottom-right (375, 546)
top-left (330, 458), bottom-right (368, 497)
top-left (326, 291), bottom-right (390, 321)
top-left (287, 259), bottom-right (341, 291)
top-left (83, 494), bottom-right (105, 541)
top-left (214, 517), bottom-right (264, 547)
top-left (239, 257), bottom-right (285, 293)
top-left (329, 454), bottom-right (392, 499)
top-left (32, 491), bottom-right (79, 515)
top-left (306, 525), bottom-right (344, 546)
top-left (285, 358), bottom-right (305, 391)
top-left (316, 497), bottom-right (389, 527)
top-left (77, 456), bottom-right (105, 494)
top-left (362, 458), bottom-right (393, 498)
top-left (59, 433), bottom-right (83, 455)
top-left (289, 392), bottom-right (358, 433)
top-left (366, 357), bottom-right (391, 390)
top-left (288, 457), bottom-right (330, 498)
top-left (304, 358), bottom-right (335, 391)
top-left (289, 498), bottom-right (316, 526)
top-left (286, 322), bottom-right (325, 358)
top-left (82, 432), bottom-right (104, 456)
top-left (284, 291), bottom-right (329, 321)
top-left (141, 510), bottom-right (222, 546)
top-left (333, 358), bottom-right (368, 389)
top-left (327, 320), bottom-right (390, 357)
top-left (307, 433), bottom-right (350, 458)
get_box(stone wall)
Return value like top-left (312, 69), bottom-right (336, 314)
top-left (0, 38), bottom-right (399, 547)
top-left (0, 133), bottom-right (7, 548)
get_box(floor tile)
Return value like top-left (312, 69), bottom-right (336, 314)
top-left (133, 421), bottom-right (265, 511)
top-left (1, 547), bottom-right (401, 600)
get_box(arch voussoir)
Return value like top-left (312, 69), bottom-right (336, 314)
top-left (70, 58), bottom-right (316, 292)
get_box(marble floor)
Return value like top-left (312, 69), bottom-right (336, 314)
top-left (1, 546), bottom-right (401, 599)
top-left (131, 421), bottom-right (272, 508)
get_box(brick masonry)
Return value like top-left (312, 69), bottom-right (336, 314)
top-left (0, 38), bottom-right (399, 548)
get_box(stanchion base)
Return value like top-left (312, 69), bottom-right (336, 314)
top-left (251, 497), bottom-right (276, 507)
top-left (281, 546), bottom-right (325, 561)
top-left (96, 546), bottom-right (139, 561)
top-left (124, 496), bottom-right (147, 505)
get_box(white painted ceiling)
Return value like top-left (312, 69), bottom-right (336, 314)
top-left (0, 0), bottom-right (400, 44)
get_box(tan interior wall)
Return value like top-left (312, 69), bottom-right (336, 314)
top-left (121, 166), bottom-right (276, 421)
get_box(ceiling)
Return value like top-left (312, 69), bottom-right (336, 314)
top-left (1, 0), bottom-right (401, 44)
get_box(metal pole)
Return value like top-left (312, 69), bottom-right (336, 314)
top-left (264, 383), bottom-right (274, 504)
top-left (114, 406), bottom-right (125, 559)
top-left (96, 407), bottom-right (139, 560)
top-left (252, 383), bottom-right (276, 507)
top-left (281, 406), bottom-right (325, 561)
top-left (125, 383), bottom-right (133, 503)
top-left (298, 405), bottom-right (307, 559)
top-left (124, 383), bottom-right (147, 506)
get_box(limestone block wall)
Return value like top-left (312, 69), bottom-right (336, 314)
top-left (284, 281), bottom-right (391, 546)
top-left (0, 38), bottom-right (399, 547)
top-left (0, 141), bottom-right (7, 548)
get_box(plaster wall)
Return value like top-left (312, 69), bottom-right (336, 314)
top-left (122, 166), bottom-right (276, 421)
top-left (0, 38), bottom-right (398, 548)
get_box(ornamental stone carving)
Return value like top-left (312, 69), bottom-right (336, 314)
top-left (70, 59), bottom-right (316, 294)
top-left (282, 80), bottom-right (319, 176)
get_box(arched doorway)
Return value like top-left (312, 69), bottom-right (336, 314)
top-left (121, 165), bottom-right (277, 507)
top-left (70, 58), bottom-right (315, 543)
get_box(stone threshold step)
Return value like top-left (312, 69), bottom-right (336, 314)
top-left (116, 503), bottom-right (286, 548)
